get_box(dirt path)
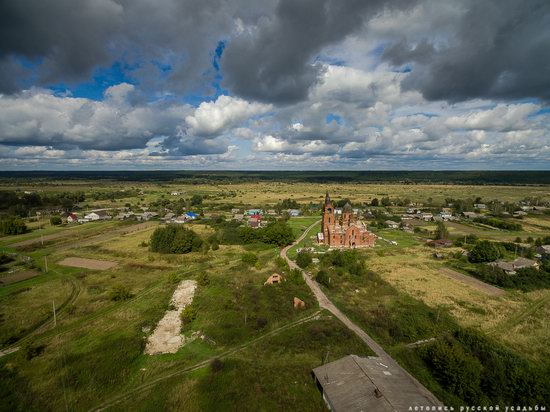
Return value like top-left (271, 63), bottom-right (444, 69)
top-left (280, 220), bottom-right (442, 407)
top-left (55, 221), bottom-right (157, 252)
top-left (145, 280), bottom-right (197, 355)
top-left (58, 257), bottom-right (118, 270)
top-left (12, 221), bottom-right (156, 251)
top-left (439, 267), bottom-right (505, 297)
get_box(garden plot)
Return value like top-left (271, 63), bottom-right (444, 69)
top-left (58, 257), bottom-right (118, 270)
top-left (145, 279), bottom-right (197, 355)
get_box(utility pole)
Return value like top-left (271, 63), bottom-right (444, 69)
top-left (52, 300), bottom-right (57, 327)
top-left (44, 256), bottom-right (48, 272)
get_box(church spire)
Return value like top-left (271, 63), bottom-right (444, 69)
top-left (325, 191), bottom-right (331, 206)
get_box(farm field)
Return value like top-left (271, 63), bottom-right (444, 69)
top-left (1, 175), bottom-right (549, 410)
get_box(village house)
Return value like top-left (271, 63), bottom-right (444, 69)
top-left (66, 213), bottom-right (79, 223)
top-left (248, 213), bottom-right (262, 228)
top-left (266, 209), bottom-right (278, 216)
top-left (536, 245), bottom-right (550, 255)
top-left (318, 192), bottom-right (376, 249)
top-left (174, 215), bottom-right (187, 224)
top-left (162, 212), bottom-right (175, 222)
top-left (137, 211), bottom-right (158, 221)
top-left (233, 213), bottom-right (244, 222)
top-left (489, 257), bottom-right (539, 275)
top-left (84, 210), bottom-right (111, 221)
top-left (439, 211), bottom-right (453, 220)
top-left (474, 203), bottom-right (487, 210)
top-left (170, 191), bottom-right (182, 196)
top-left (246, 209), bottom-right (262, 216)
top-left (116, 211), bottom-right (135, 220)
top-left (288, 209), bottom-right (301, 217)
top-left (384, 220), bottom-right (399, 229)
top-left (421, 212), bottom-right (433, 221)
top-left (231, 208), bottom-right (241, 214)
top-left (184, 211), bottom-right (198, 220)
top-left (462, 211), bottom-right (481, 219)
top-left (427, 239), bottom-right (453, 248)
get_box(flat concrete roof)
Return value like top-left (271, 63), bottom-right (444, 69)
top-left (312, 355), bottom-right (441, 412)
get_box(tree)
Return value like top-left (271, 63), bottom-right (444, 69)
top-left (0, 218), bottom-right (28, 235)
top-left (371, 198), bottom-right (379, 207)
top-left (190, 194), bottom-right (203, 206)
top-left (434, 221), bottom-right (449, 240)
top-left (469, 240), bottom-right (504, 263)
top-left (50, 216), bottom-right (62, 226)
top-left (149, 225), bottom-right (203, 254)
top-left (296, 251), bottom-right (313, 268)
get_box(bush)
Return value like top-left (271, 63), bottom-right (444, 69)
top-left (255, 317), bottom-right (268, 329)
top-left (49, 216), bottom-right (62, 225)
top-left (296, 251), bottom-right (313, 268)
top-left (197, 273), bottom-right (210, 286)
top-left (468, 240), bottom-right (504, 263)
top-left (0, 217), bottom-right (28, 235)
top-left (210, 358), bottom-right (224, 373)
top-left (149, 225), bottom-right (203, 254)
top-left (109, 285), bottom-right (132, 301)
top-left (315, 270), bottom-right (331, 287)
top-left (181, 304), bottom-right (197, 325)
top-left (21, 342), bottom-right (46, 360)
top-left (241, 252), bottom-right (258, 266)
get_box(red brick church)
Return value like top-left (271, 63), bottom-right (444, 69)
top-left (318, 192), bottom-right (376, 248)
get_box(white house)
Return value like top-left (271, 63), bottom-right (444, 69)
top-left (84, 210), bottom-right (111, 221)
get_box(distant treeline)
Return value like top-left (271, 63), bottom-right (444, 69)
top-left (1, 171), bottom-right (550, 185)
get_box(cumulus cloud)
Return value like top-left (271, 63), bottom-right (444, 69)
top-left (185, 95), bottom-right (272, 136)
top-left (0, 84), bottom-right (192, 150)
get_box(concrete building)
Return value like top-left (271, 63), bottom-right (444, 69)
top-left (312, 355), bottom-right (441, 412)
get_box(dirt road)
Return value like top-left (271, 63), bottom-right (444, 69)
top-left (280, 220), bottom-right (442, 407)
top-left (439, 267), bottom-right (505, 297)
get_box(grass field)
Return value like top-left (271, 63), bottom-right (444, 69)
top-left (1, 179), bottom-right (549, 410)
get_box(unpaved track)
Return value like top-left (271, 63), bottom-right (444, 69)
top-left (281, 220), bottom-right (442, 407)
top-left (12, 221), bottom-right (156, 250)
top-left (439, 267), bottom-right (505, 297)
top-left (58, 257), bottom-right (118, 270)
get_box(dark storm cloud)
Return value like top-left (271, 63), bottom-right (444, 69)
top-left (0, 0), bottom-right (274, 94)
top-left (222, 0), bottom-right (416, 104)
top-left (382, 0), bottom-right (550, 102)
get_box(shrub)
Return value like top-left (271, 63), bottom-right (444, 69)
top-left (49, 216), bottom-right (62, 225)
top-left (210, 358), bottom-right (224, 373)
top-left (181, 305), bottom-right (197, 325)
top-left (296, 251), bottom-right (313, 268)
top-left (241, 252), bottom-right (258, 266)
top-left (468, 240), bottom-right (504, 263)
top-left (109, 285), bottom-right (132, 301)
top-left (21, 342), bottom-right (45, 360)
top-left (149, 225), bottom-right (203, 254)
top-left (315, 270), bottom-right (330, 287)
top-left (197, 273), bottom-right (210, 286)
top-left (255, 317), bottom-right (268, 329)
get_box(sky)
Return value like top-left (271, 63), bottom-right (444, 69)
top-left (0, 0), bottom-right (549, 170)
